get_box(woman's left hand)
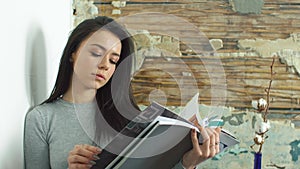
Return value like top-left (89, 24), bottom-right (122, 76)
top-left (181, 117), bottom-right (221, 169)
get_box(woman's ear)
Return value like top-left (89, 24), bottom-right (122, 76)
top-left (70, 52), bottom-right (76, 62)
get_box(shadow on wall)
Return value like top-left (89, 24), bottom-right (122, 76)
top-left (1, 22), bottom-right (48, 169)
top-left (25, 22), bottom-right (47, 111)
top-left (22, 21), bottom-right (48, 168)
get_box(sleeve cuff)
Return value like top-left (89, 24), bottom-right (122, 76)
top-left (172, 160), bottom-right (185, 169)
top-left (172, 159), bottom-right (196, 169)
top-left (173, 159), bottom-right (186, 169)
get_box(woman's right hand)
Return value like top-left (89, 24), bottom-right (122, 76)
top-left (68, 144), bottom-right (101, 169)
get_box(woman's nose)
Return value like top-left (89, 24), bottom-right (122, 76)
top-left (97, 56), bottom-right (109, 70)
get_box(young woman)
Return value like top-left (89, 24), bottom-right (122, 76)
top-left (24, 16), bottom-right (220, 169)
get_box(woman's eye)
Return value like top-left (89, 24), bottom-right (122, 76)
top-left (91, 52), bottom-right (102, 57)
top-left (110, 59), bottom-right (118, 65)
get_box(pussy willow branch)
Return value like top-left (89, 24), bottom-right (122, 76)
top-left (263, 56), bottom-right (276, 122)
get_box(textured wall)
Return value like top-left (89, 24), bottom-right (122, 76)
top-left (196, 104), bottom-right (300, 169)
top-left (138, 103), bottom-right (300, 168)
top-left (80, 0), bottom-right (300, 168)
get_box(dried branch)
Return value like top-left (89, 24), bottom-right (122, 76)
top-left (263, 55), bottom-right (276, 122)
top-left (251, 55), bottom-right (276, 154)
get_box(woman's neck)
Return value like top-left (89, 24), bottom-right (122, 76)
top-left (63, 84), bottom-right (96, 103)
top-left (63, 90), bottom-right (95, 103)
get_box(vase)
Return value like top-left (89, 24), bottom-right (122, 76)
top-left (254, 152), bottom-right (262, 169)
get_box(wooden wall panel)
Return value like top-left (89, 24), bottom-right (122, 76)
top-left (95, 0), bottom-right (300, 49)
top-left (131, 56), bottom-right (300, 118)
top-left (94, 0), bottom-right (300, 119)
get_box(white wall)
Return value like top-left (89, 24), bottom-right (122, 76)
top-left (0, 1), bottom-right (72, 168)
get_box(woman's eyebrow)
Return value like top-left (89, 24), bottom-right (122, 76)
top-left (91, 44), bottom-right (120, 57)
top-left (91, 44), bottom-right (106, 51)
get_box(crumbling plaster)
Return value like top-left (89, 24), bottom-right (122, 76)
top-left (137, 104), bottom-right (300, 168)
top-left (131, 30), bottom-right (181, 72)
top-left (229, 0), bottom-right (264, 14)
top-left (238, 33), bottom-right (300, 75)
top-left (72, 0), bottom-right (98, 27)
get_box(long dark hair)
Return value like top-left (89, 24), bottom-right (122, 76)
top-left (44, 16), bottom-right (139, 132)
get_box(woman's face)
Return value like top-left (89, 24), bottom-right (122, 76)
top-left (71, 30), bottom-right (122, 90)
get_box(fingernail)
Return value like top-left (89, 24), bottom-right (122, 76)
top-left (89, 160), bottom-right (96, 165)
top-left (96, 147), bottom-right (101, 152)
top-left (87, 164), bottom-right (93, 168)
top-left (93, 154), bottom-right (100, 160)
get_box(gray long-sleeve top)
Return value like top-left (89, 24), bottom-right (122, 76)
top-left (24, 98), bottom-right (186, 169)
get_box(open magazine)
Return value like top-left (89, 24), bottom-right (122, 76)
top-left (92, 93), bottom-right (239, 169)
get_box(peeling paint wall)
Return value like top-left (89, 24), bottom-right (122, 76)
top-left (83, 0), bottom-right (300, 168)
top-left (238, 33), bottom-right (300, 76)
top-left (137, 103), bottom-right (300, 168)
top-left (131, 31), bottom-right (181, 72)
top-left (230, 0), bottom-right (264, 14)
top-left (165, 104), bottom-right (300, 169)
top-left (205, 106), bottom-right (300, 169)
top-left (72, 0), bottom-right (98, 27)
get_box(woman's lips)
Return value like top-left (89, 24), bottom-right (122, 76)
top-left (95, 74), bottom-right (106, 80)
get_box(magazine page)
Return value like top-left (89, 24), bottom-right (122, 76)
top-left (180, 92), bottom-right (200, 120)
top-left (92, 94), bottom-right (239, 169)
